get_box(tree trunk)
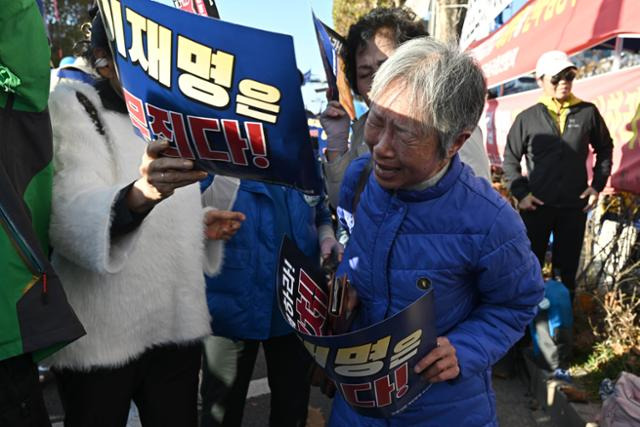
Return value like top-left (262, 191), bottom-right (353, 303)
top-left (434, 0), bottom-right (467, 43)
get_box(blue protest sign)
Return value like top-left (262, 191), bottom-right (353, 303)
top-left (312, 12), bottom-right (339, 99)
top-left (277, 236), bottom-right (438, 418)
top-left (97, 0), bottom-right (323, 195)
top-left (312, 12), bottom-right (355, 120)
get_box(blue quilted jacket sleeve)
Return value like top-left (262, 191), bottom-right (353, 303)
top-left (447, 204), bottom-right (544, 379)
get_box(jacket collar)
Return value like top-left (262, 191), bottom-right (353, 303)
top-left (537, 93), bottom-right (582, 113)
top-left (239, 179), bottom-right (274, 197)
top-left (371, 154), bottom-right (464, 203)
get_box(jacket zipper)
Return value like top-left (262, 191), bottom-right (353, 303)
top-left (541, 105), bottom-right (562, 137)
top-left (0, 200), bottom-right (48, 302)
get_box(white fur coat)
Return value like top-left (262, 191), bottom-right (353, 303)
top-left (46, 80), bottom-right (218, 370)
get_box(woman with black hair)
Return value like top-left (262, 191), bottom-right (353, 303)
top-left (321, 7), bottom-right (429, 209)
top-left (321, 7), bottom-right (491, 210)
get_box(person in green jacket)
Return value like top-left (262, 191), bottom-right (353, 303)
top-left (0, 1), bottom-right (85, 425)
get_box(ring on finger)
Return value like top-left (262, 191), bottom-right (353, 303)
top-left (161, 172), bottom-right (166, 180)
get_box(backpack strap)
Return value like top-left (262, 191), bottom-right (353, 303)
top-left (351, 158), bottom-right (372, 214)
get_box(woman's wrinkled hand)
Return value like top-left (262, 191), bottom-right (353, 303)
top-left (127, 139), bottom-right (208, 213)
top-left (320, 236), bottom-right (344, 263)
top-left (203, 209), bottom-right (245, 241)
top-left (413, 336), bottom-right (460, 383)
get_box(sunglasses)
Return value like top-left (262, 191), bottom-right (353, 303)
top-left (550, 69), bottom-right (576, 85)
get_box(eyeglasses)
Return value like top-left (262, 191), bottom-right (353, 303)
top-left (550, 69), bottom-right (576, 85)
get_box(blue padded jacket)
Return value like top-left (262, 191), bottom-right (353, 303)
top-left (330, 154), bottom-right (544, 426)
top-left (204, 179), bottom-right (331, 340)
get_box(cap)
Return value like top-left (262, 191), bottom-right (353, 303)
top-left (535, 50), bottom-right (576, 79)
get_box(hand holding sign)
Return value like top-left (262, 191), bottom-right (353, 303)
top-left (413, 336), bottom-right (460, 383)
top-left (320, 100), bottom-right (351, 159)
top-left (320, 235), bottom-right (343, 263)
top-left (127, 138), bottom-right (207, 213)
top-left (277, 236), bottom-right (438, 418)
top-left (99, 0), bottom-right (323, 195)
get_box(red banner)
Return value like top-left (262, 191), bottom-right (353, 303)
top-left (469, 0), bottom-right (639, 88)
top-left (480, 65), bottom-right (640, 194)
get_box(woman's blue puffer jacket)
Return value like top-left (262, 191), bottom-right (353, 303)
top-left (330, 154), bottom-right (544, 426)
top-left (204, 179), bottom-right (331, 340)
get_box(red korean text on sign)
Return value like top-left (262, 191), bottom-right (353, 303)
top-left (295, 269), bottom-right (328, 336)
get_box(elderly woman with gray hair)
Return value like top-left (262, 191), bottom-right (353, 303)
top-left (331, 38), bottom-right (544, 426)
top-left (320, 7), bottom-right (490, 211)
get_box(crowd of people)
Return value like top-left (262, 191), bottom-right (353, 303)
top-left (1, 1), bottom-right (616, 427)
top-left (574, 48), bottom-right (640, 79)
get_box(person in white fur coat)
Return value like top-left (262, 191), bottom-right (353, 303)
top-left (45, 13), bottom-right (245, 427)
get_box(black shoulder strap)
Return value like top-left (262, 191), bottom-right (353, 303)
top-left (351, 158), bottom-right (373, 214)
top-left (75, 91), bottom-right (105, 136)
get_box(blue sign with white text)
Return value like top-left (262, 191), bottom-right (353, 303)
top-left (277, 236), bottom-right (438, 418)
top-left (98, 0), bottom-right (323, 195)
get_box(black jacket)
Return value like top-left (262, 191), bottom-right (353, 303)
top-left (503, 101), bottom-right (613, 208)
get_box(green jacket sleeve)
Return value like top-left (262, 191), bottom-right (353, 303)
top-left (0, 0), bottom-right (51, 112)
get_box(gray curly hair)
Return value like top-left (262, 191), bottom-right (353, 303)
top-left (370, 37), bottom-right (487, 159)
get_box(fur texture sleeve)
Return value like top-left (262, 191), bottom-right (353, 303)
top-left (48, 82), bottom-right (141, 274)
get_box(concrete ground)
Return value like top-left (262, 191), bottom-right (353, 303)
top-left (46, 347), bottom-right (555, 426)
